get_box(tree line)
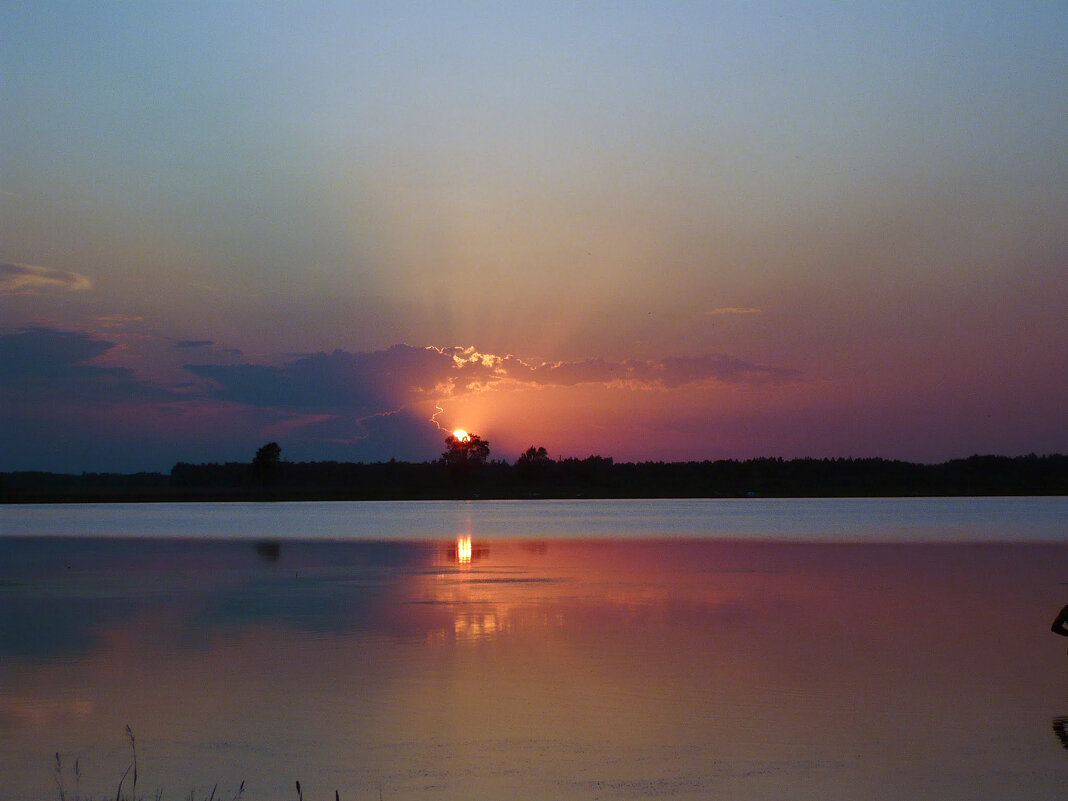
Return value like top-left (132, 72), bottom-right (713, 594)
top-left (1, 435), bottom-right (1065, 502)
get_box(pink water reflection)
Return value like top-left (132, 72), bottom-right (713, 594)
top-left (1, 538), bottom-right (1067, 800)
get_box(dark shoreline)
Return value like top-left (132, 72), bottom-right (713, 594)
top-left (3, 453), bottom-right (1065, 503)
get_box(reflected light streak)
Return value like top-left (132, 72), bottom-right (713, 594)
top-left (454, 612), bottom-right (499, 641)
top-left (456, 535), bottom-right (472, 564)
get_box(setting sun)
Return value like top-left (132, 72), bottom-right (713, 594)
top-left (452, 429), bottom-right (470, 442)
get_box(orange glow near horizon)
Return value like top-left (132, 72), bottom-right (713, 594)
top-left (456, 535), bottom-right (472, 564)
top-left (451, 429), bottom-right (470, 442)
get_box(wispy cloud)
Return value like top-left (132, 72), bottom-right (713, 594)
top-left (93, 314), bottom-right (144, 328)
top-left (0, 262), bottom-right (91, 295)
top-left (706, 306), bottom-right (761, 315)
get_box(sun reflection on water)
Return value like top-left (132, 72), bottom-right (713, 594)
top-left (456, 535), bottom-right (472, 564)
top-left (454, 611), bottom-right (500, 640)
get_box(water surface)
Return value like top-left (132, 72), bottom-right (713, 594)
top-left (1, 500), bottom-right (1067, 800)
top-left (3, 496), bottom-right (1066, 541)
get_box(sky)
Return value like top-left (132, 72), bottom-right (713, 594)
top-left (2, 1), bottom-right (1066, 472)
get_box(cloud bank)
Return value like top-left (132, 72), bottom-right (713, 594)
top-left (0, 327), bottom-right (801, 470)
top-left (186, 345), bottom-right (799, 410)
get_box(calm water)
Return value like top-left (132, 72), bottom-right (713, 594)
top-left (3, 496), bottom-right (1067, 541)
top-left (1, 499), bottom-right (1067, 800)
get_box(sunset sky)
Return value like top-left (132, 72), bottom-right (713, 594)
top-left (2, 2), bottom-right (1066, 472)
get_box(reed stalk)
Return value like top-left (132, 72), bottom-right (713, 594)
top-left (55, 753), bottom-right (66, 801)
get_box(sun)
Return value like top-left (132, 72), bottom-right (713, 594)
top-left (452, 429), bottom-right (470, 442)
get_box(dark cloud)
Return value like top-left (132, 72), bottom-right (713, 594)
top-left (0, 328), bottom-right (170, 403)
top-left (0, 328), bottom-right (187, 470)
top-left (347, 408), bottom-right (446, 461)
top-left (175, 339), bottom-right (214, 349)
top-left (0, 327), bottom-right (112, 379)
top-left (186, 344), bottom-right (453, 411)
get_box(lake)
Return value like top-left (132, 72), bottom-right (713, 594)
top-left (1, 498), bottom-right (1067, 800)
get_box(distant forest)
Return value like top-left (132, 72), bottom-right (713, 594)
top-left (2, 448), bottom-right (1066, 503)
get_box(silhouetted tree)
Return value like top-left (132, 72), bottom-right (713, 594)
top-left (441, 433), bottom-right (490, 468)
top-left (6, 451), bottom-right (1067, 502)
top-left (252, 442), bottom-right (282, 485)
top-left (515, 445), bottom-right (552, 487)
top-left (253, 442), bottom-right (281, 468)
top-left (516, 446), bottom-right (549, 465)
